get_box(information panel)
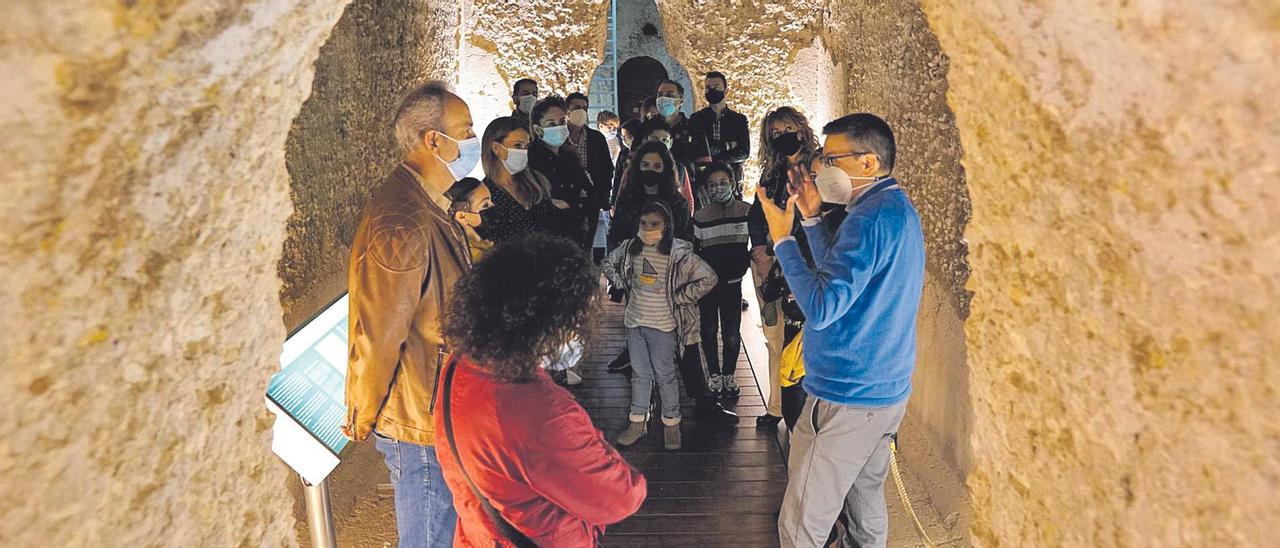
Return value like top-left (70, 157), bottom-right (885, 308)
top-left (266, 294), bottom-right (350, 484)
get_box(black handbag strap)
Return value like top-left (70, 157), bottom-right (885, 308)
top-left (439, 357), bottom-right (538, 548)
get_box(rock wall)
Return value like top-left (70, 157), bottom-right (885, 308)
top-left (467, 0), bottom-right (609, 100)
top-left (655, 0), bottom-right (824, 183)
top-left (918, 1), bottom-right (1280, 545)
top-left (6, 1), bottom-right (1275, 546)
top-left (784, 36), bottom-right (845, 133)
top-left (0, 1), bottom-right (349, 546)
top-left (280, 0), bottom-right (462, 331)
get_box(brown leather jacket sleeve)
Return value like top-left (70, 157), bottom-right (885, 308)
top-left (344, 225), bottom-right (427, 442)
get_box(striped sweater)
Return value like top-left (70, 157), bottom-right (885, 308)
top-left (692, 199), bottom-right (752, 286)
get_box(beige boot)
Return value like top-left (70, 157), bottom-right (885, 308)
top-left (662, 416), bottom-right (682, 450)
top-left (616, 415), bottom-right (647, 446)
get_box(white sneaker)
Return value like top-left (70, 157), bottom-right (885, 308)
top-left (707, 373), bottom-right (723, 394)
top-left (566, 369), bottom-right (583, 386)
top-left (722, 375), bottom-right (740, 397)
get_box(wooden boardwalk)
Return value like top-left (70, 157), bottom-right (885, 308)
top-left (575, 299), bottom-right (786, 547)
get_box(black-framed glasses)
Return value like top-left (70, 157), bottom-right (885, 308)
top-left (822, 151), bottom-right (873, 167)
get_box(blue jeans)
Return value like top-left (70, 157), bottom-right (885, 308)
top-left (627, 326), bottom-right (681, 419)
top-left (374, 432), bottom-right (456, 547)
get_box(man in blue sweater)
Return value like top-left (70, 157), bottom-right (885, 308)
top-left (757, 113), bottom-right (925, 548)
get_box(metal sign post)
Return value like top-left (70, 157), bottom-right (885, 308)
top-left (301, 475), bottom-right (338, 548)
top-left (268, 293), bottom-right (350, 547)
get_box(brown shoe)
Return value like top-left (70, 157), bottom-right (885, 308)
top-left (616, 419), bottom-right (646, 447)
top-left (662, 417), bottom-right (682, 450)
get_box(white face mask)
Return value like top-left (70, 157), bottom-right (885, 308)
top-left (540, 337), bottom-right (585, 371)
top-left (499, 145), bottom-right (528, 175)
top-left (568, 109), bottom-right (589, 127)
top-left (434, 132), bottom-right (481, 182)
top-left (814, 165), bottom-right (880, 205)
top-left (540, 124), bottom-right (569, 147)
top-left (517, 94), bottom-right (537, 114)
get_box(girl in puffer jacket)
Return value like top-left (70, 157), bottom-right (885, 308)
top-left (603, 200), bottom-right (717, 451)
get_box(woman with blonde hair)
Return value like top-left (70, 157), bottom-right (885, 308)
top-left (476, 116), bottom-right (558, 244)
top-left (746, 106), bottom-right (820, 430)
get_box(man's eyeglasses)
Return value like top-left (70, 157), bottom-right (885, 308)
top-left (821, 151), bottom-right (873, 167)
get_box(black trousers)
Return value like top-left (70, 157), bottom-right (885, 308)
top-left (781, 382), bottom-right (808, 432)
top-left (556, 210), bottom-right (595, 251)
top-left (581, 210), bottom-right (600, 251)
top-left (698, 282), bottom-right (742, 375)
top-left (678, 344), bottom-right (711, 401)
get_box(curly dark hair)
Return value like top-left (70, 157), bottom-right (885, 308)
top-left (442, 233), bottom-right (600, 383)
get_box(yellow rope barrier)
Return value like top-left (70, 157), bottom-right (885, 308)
top-left (889, 437), bottom-right (962, 547)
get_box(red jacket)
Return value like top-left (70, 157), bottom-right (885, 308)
top-left (433, 357), bottom-right (647, 546)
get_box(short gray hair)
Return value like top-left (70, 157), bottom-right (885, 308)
top-left (393, 80), bottom-right (452, 155)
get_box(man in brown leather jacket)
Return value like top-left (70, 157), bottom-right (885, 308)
top-left (343, 81), bottom-right (478, 547)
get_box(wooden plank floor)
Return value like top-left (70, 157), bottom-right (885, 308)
top-left (573, 298), bottom-right (785, 547)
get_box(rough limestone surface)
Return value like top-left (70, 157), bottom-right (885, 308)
top-left (457, 37), bottom-right (515, 142)
top-left (655, 0), bottom-right (823, 184)
top-left (280, 0), bottom-right (462, 330)
top-left (823, 1), bottom-right (972, 316)
top-left (468, 0), bottom-right (610, 101)
top-left (0, 1), bottom-right (349, 546)
top-left (784, 36), bottom-right (845, 130)
top-left (919, 1), bottom-right (1280, 545)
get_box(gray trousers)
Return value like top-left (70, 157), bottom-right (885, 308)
top-left (778, 397), bottom-right (908, 548)
top-left (627, 326), bottom-right (681, 419)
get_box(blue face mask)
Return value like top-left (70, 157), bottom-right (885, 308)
top-left (540, 337), bottom-right (585, 371)
top-left (434, 132), bottom-right (481, 181)
top-left (657, 96), bottom-right (679, 117)
top-left (540, 124), bottom-right (569, 147)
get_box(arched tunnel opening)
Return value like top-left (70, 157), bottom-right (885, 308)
top-left (4, 0), bottom-right (1277, 547)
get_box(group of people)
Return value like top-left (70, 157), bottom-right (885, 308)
top-left (342, 69), bottom-right (925, 548)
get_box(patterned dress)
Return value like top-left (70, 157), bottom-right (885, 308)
top-left (475, 177), bottom-right (556, 244)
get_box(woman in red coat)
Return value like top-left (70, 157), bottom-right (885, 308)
top-left (436, 233), bottom-right (647, 547)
